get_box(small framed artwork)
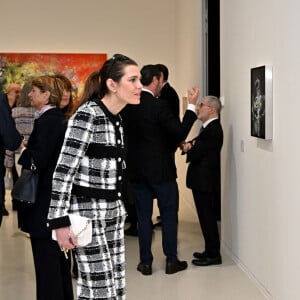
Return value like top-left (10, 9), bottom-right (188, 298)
top-left (250, 65), bottom-right (273, 140)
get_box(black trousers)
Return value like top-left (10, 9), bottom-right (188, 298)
top-left (192, 190), bottom-right (220, 258)
top-left (30, 237), bottom-right (74, 300)
top-left (0, 161), bottom-right (5, 226)
top-left (133, 180), bottom-right (178, 264)
top-left (122, 177), bottom-right (137, 226)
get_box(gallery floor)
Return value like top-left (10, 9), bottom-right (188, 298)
top-left (0, 193), bottom-right (266, 300)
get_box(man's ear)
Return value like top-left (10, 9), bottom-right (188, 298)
top-left (106, 78), bottom-right (117, 93)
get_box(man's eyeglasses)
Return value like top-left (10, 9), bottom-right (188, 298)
top-left (198, 102), bottom-right (211, 108)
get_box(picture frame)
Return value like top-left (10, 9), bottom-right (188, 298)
top-left (250, 65), bottom-right (273, 140)
top-left (0, 53), bottom-right (107, 100)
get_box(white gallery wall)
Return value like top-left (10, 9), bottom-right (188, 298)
top-left (0, 0), bottom-right (178, 80)
top-left (221, 0), bottom-right (300, 299)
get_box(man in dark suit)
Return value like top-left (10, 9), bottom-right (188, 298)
top-left (122, 64), bottom-right (199, 275)
top-left (181, 95), bottom-right (223, 266)
top-left (0, 92), bottom-right (23, 226)
top-left (153, 64), bottom-right (181, 227)
top-left (156, 64), bottom-right (180, 119)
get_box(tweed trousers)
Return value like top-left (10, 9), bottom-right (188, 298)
top-left (71, 195), bottom-right (127, 300)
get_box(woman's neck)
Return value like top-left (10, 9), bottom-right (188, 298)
top-left (101, 95), bottom-right (126, 115)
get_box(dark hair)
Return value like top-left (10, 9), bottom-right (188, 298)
top-left (17, 80), bottom-right (33, 107)
top-left (140, 64), bottom-right (161, 86)
top-left (75, 71), bottom-right (101, 109)
top-left (55, 73), bottom-right (72, 92)
top-left (31, 75), bottom-right (64, 107)
top-left (53, 73), bottom-right (74, 119)
top-left (98, 54), bottom-right (138, 98)
top-left (156, 64), bottom-right (169, 81)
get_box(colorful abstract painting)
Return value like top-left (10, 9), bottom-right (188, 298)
top-left (0, 53), bottom-right (107, 99)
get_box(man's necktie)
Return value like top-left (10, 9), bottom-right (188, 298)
top-left (199, 125), bottom-right (204, 135)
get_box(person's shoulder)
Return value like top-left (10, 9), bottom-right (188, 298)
top-left (75, 99), bottom-right (97, 111)
top-left (141, 90), bottom-right (153, 98)
top-left (0, 95), bottom-right (10, 115)
top-left (12, 106), bottom-right (35, 115)
top-left (73, 99), bottom-right (105, 120)
top-left (0, 92), bottom-right (7, 105)
top-left (38, 108), bottom-right (63, 123)
top-left (211, 118), bottom-right (222, 125)
top-left (161, 83), bottom-right (179, 99)
top-left (168, 85), bottom-right (179, 97)
top-left (206, 119), bottom-right (223, 132)
top-left (139, 91), bottom-right (156, 107)
top-left (50, 107), bottom-right (64, 115)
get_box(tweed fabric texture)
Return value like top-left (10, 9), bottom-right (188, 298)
top-left (73, 195), bottom-right (126, 300)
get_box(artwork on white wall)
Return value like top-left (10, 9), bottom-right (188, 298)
top-left (250, 65), bottom-right (273, 140)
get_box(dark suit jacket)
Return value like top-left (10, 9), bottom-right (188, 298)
top-left (186, 119), bottom-right (223, 192)
top-left (160, 82), bottom-right (180, 119)
top-left (122, 90), bottom-right (197, 184)
top-left (0, 93), bottom-right (22, 153)
top-left (0, 93), bottom-right (22, 225)
top-left (18, 108), bottom-right (66, 237)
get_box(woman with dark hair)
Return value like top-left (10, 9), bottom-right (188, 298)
top-left (79, 70), bottom-right (101, 102)
top-left (47, 54), bottom-right (142, 300)
top-left (17, 75), bottom-right (74, 300)
top-left (54, 74), bottom-right (75, 120)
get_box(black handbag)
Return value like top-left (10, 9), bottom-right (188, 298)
top-left (12, 158), bottom-right (39, 204)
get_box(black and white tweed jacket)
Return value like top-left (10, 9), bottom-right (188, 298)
top-left (47, 98), bottom-right (126, 228)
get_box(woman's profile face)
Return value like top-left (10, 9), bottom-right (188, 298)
top-left (60, 89), bottom-right (71, 108)
top-left (114, 65), bottom-right (142, 105)
top-left (28, 86), bottom-right (49, 110)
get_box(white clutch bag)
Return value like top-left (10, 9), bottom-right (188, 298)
top-left (52, 214), bottom-right (92, 247)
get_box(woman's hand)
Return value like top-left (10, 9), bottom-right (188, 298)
top-left (55, 226), bottom-right (78, 251)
